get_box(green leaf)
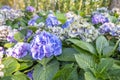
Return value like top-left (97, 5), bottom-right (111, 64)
top-left (4, 43), bottom-right (15, 48)
top-left (84, 71), bottom-right (97, 80)
top-left (12, 71), bottom-right (29, 80)
top-left (33, 60), bottom-right (59, 80)
top-left (1, 76), bottom-right (13, 80)
top-left (56, 48), bottom-right (78, 61)
top-left (74, 53), bottom-right (95, 70)
top-left (55, 13), bottom-right (67, 23)
top-left (67, 39), bottom-right (96, 55)
top-left (19, 61), bottom-right (33, 70)
top-left (96, 58), bottom-right (113, 74)
top-left (2, 57), bottom-right (20, 76)
top-left (28, 26), bottom-right (38, 32)
top-left (102, 46), bottom-right (114, 57)
top-left (53, 64), bottom-right (78, 80)
top-left (14, 32), bottom-right (25, 42)
top-left (37, 57), bottom-right (53, 66)
top-left (96, 36), bottom-right (109, 55)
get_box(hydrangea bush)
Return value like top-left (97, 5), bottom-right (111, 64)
top-left (0, 6), bottom-right (120, 80)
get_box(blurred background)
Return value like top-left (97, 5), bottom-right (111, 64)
top-left (0, 0), bottom-right (110, 14)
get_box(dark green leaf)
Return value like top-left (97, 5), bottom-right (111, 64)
top-left (102, 46), bottom-right (114, 57)
top-left (75, 53), bottom-right (95, 70)
top-left (56, 48), bottom-right (78, 61)
top-left (96, 58), bottom-right (113, 74)
top-left (53, 64), bottom-right (78, 80)
top-left (37, 57), bottom-right (53, 66)
top-left (33, 60), bottom-right (59, 80)
top-left (96, 36), bottom-right (109, 55)
top-left (19, 61), bottom-right (33, 70)
top-left (67, 39), bottom-right (96, 55)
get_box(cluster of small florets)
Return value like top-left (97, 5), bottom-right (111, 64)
top-left (0, 6), bottom-right (24, 25)
top-left (0, 25), bottom-right (11, 42)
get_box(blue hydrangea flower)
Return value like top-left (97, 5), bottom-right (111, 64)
top-left (30, 31), bottom-right (62, 60)
top-left (28, 15), bottom-right (40, 26)
top-left (6, 42), bottom-right (30, 59)
top-left (7, 29), bottom-right (18, 43)
top-left (92, 13), bottom-right (109, 24)
top-left (45, 14), bottom-right (60, 27)
top-left (62, 19), bottom-right (73, 28)
top-left (1, 6), bottom-right (11, 10)
top-left (24, 30), bottom-right (33, 41)
top-left (27, 70), bottom-right (33, 80)
top-left (26, 6), bottom-right (35, 12)
top-left (99, 22), bottom-right (115, 34)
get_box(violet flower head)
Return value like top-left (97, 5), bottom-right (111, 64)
top-left (28, 15), bottom-right (40, 26)
top-left (45, 14), bottom-right (60, 27)
top-left (92, 13), bottom-right (109, 24)
top-left (27, 70), bottom-right (33, 80)
top-left (26, 6), bottom-right (35, 12)
top-left (62, 19), bottom-right (73, 28)
top-left (7, 29), bottom-right (18, 43)
top-left (99, 22), bottom-right (115, 34)
top-left (1, 6), bottom-right (11, 10)
top-left (6, 42), bottom-right (30, 59)
top-left (30, 31), bottom-right (62, 60)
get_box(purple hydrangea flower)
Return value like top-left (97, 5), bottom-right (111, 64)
top-left (46, 14), bottom-right (60, 27)
top-left (7, 29), bottom-right (18, 43)
top-left (1, 5), bottom-right (11, 10)
top-left (27, 70), bottom-right (33, 80)
top-left (62, 19), bottom-right (73, 28)
top-left (92, 13), bottom-right (109, 24)
top-left (30, 31), bottom-right (62, 60)
top-left (26, 6), bottom-right (35, 12)
top-left (6, 42), bottom-right (30, 59)
top-left (28, 15), bottom-right (40, 26)
top-left (99, 22), bottom-right (115, 34)
top-left (24, 30), bottom-right (33, 41)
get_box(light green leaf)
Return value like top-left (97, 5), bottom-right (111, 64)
top-left (96, 36), bottom-right (109, 55)
top-left (55, 13), bottom-right (67, 23)
top-left (56, 48), bottom-right (78, 61)
top-left (67, 39), bottom-right (96, 55)
top-left (2, 57), bottom-right (20, 76)
top-left (4, 43), bottom-right (14, 48)
top-left (74, 53), bottom-right (95, 70)
top-left (33, 60), bottom-right (59, 80)
top-left (14, 32), bottom-right (25, 42)
top-left (84, 71), bottom-right (97, 80)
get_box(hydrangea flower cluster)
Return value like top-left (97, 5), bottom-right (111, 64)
top-left (6, 42), bottom-right (30, 59)
top-left (26, 6), bottom-right (35, 12)
top-left (91, 13), bottom-right (109, 24)
top-left (7, 29), bottom-right (18, 43)
top-left (30, 31), bottom-right (62, 60)
top-left (99, 22), bottom-right (120, 37)
top-left (45, 14), bottom-right (60, 27)
top-left (0, 25), bottom-right (11, 42)
top-left (28, 15), bottom-right (40, 26)
top-left (0, 6), bottom-right (24, 24)
top-left (49, 14), bottom-right (99, 42)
